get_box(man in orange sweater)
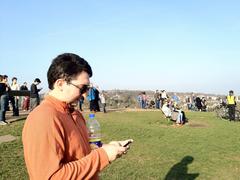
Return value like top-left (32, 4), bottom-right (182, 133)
top-left (22, 53), bottom-right (133, 180)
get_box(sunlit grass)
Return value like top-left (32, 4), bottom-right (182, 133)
top-left (1, 111), bottom-right (240, 179)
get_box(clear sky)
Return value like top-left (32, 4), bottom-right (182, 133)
top-left (0, 0), bottom-right (239, 95)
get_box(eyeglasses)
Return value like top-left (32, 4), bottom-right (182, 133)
top-left (69, 82), bottom-right (90, 94)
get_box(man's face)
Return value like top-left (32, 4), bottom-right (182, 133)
top-left (3, 78), bottom-right (8, 83)
top-left (13, 79), bottom-right (17, 84)
top-left (62, 71), bottom-right (90, 103)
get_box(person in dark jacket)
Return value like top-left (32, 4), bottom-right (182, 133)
top-left (94, 87), bottom-right (100, 112)
top-left (0, 75), bottom-right (8, 125)
top-left (30, 78), bottom-right (42, 111)
top-left (195, 97), bottom-right (202, 111)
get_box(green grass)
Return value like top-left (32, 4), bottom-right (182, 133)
top-left (1, 111), bottom-right (240, 179)
top-left (0, 120), bottom-right (27, 180)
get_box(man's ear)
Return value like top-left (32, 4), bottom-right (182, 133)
top-left (54, 79), bottom-right (65, 91)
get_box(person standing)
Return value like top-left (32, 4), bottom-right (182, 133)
top-left (100, 91), bottom-right (107, 113)
top-left (30, 78), bottom-right (42, 111)
top-left (22, 53), bottom-right (132, 180)
top-left (195, 97), bottom-right (202, 111)
top-left (137, 93), bottom-right (143, 108)
top-left (160, 90), bottom-right (168, 108)
top-left (0, 75), bottom-right (8, 125)
top-left (172, 93), bottom-right (180, 104)
top-left (94, 86), bottom-right (100, 112)
top-left (142, 92), bottom-right (147, 109)
top-left (10, 77), bottom-right (20, 116)
top-left (20, 82), bottom-right (30, 111)
top-left (78, 95), bottom-right (84, 111)
top-left (227, 90), bottom-right (236, 121)
top-left (88, 85), bottom-right (96, 111)
top-left (154, 90), bottom-right (160, 109)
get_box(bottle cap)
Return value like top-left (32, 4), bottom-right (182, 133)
top-left (89, 114), bottom-right (95, 118)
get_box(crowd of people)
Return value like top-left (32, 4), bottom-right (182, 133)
top-left (0, 72), bottom-right (108, 126)
top-left (137, 89), bottom-right (238, 123)
top-left (1, 52), bottom-right (238, 179)
top-left (185, 95), bottom-right (207, 112)
top-left (0, 75), bottom-right (42, 125)
top-left (1, 72), bottom-right (237, 126)
top-left (137, 90), bottom-right (176, 110)
top-left (137, 90), bottom-right (187, 125)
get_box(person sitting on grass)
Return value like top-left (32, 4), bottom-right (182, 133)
top-left (162, 100), bottom-right (188, 126)
top-left (161, 100), bottom-right (172, 118)
top-left (173, 104), bottom-right (187, 125)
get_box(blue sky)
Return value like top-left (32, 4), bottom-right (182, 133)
top-left (0, 0), bottom-right (240, 95)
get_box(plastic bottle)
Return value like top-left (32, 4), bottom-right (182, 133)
top-left (87, 114), bottom-right (102, 147)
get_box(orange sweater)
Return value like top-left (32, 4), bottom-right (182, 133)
top-left (22, 95), bottom-right (109, 180)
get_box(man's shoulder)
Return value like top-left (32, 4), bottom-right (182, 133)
top-left (25, 105), bottom-right (65, 136)
top-left (27, 101), bottom-right (59, 121)
top-left (23, 103), bottom-right (67, 144)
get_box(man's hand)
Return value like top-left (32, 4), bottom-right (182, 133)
top-left (101, 139), bottom-right (133, 163)
top-left (102, 144), bottom-right (126, 162)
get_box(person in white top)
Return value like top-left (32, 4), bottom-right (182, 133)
top-left (10, 77), bottom-right (20, 116)
top-left (99, 91), bottom-right (107, 113)
top-left (161, 101), bottom-right (171, 118)
top-left (11, 77), bottom-right (20, 91)
top-left (161, 90), bottom-right (168, 99)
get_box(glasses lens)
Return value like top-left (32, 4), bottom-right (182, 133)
top-left (80, 85), bottom-right (89, 94)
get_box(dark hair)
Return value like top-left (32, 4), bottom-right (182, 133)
top-left (229, 90), bottom-right (234, 94)
top-left (12, 77), bottom-right (17, 81)
top-left (3, 75), bottom-right (8, 79)
top-left (0, 75), bottom-right (3, 81)
top-left (47, 53), bottom-right (92, 90)
top-left (34, 78), bottom-right (41, 83)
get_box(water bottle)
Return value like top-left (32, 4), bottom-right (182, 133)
top-left (87, 114), bottom-right (102, 147)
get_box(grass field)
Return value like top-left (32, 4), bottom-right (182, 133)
top-left (1, 110), bottom-right (240, 179)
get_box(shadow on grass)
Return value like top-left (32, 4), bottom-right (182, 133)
top-left (164, 156), bottom-right (199, 180)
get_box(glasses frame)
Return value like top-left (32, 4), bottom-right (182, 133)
top-left (69, 82), bottom-right (90, 94)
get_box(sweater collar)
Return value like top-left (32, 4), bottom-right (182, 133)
top-left (45, 95), bottom-right (70, 112)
